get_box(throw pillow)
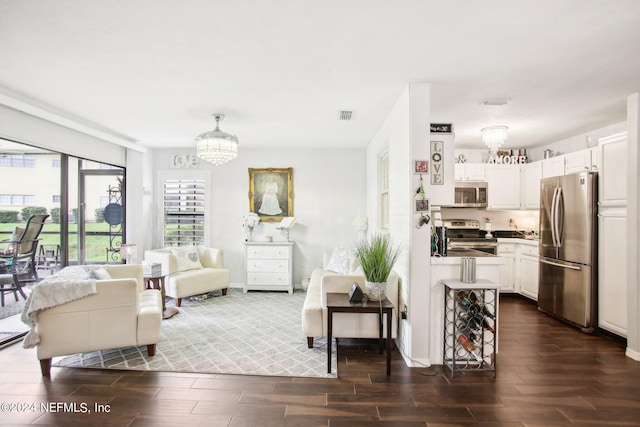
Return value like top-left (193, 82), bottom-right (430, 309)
top-left (92, 267), bottom-right (112, 280)
top-left (171, 246), bottom-right (203, 271)
top-left (326, 245), bottom-right (357, 275)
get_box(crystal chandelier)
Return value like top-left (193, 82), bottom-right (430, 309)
top-left (196, 114), bottom-right (239, 165)
top-left (481, 126), bottom-right (508, 153)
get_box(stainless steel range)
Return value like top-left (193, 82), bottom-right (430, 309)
top-left (444, 219), bottom-right (498, 255)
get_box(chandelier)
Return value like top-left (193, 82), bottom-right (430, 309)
top-left (196, 114), bottom-right (239, 165)
top-left (481, 126), bottom-right (508, 153)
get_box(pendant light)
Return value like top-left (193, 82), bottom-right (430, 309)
top-left (195, 114), bottom-right (239, 165)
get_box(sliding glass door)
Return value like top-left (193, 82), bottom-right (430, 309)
top-left (77, 164), bottom-right (125, 264)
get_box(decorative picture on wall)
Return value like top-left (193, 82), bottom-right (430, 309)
top-left (414, 198), bottom-right (430, 212)
top-left (248, 167), bottom-right (294, 221)
top-left (414, 160), bottom-right (428, 174)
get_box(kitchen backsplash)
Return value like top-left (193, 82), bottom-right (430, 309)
top-left (439, 207), bottom-right (539, 232)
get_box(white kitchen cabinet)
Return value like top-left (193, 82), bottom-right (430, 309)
top-left (598, 133), bottom-right (627, 207)
top-left (486, 165), bottom-right (520, 209)
top-left (455, 163), bottom-right (486, 181)
top-left (564, 149), bottom-right (592, 174)
top-left (541, 156), bottom-right (565, 178)
top-left (597, 132), bottom-right (628, 337)
top-left (517, 244), bottom-right (539, 301)
top-left (245, 241), bottom-right (294, 294)
top-left (598, 210), bottom-right (627, 336)
top-left (520, 162), bottom-right (542, 210)
top-left (497, 242), bottom-right (516, 292)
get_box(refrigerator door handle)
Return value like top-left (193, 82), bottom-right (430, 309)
top-left (550, 187), bottom-right (558, 247)
top-left (540, 257), bottom-right (582, 271)
top-left (556, 187), bottom-right (564, 247)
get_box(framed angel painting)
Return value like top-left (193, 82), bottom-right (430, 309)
top-left (248, 167), bottom-right (294, 221)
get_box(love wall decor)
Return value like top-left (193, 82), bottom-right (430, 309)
top-left (430, 140), bottom-right (444, 185)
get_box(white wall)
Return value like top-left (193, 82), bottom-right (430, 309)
top-left (151, 147), bottom-right (366, 286)
top-left (365, 83), bottom-right (434, 367)
top-left (367, 86), bottom-right (412, 358)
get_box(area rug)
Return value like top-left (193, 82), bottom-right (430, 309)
top-left (0, 331), bottom-right (27, 347)
top-left (54, 288), bottom-right (337, 378)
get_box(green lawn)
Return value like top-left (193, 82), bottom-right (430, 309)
top-left (0, 222), bottom-right (123, 263)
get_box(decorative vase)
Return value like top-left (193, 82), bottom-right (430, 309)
top-left (365, 281), bottom-right (387, 301)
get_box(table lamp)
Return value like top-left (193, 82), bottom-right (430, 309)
top-left (120, 243), bottom-right (138, 264)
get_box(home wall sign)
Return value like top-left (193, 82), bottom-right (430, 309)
top-left (170, 154), bottom-right (200, 168)
top-left (430, 141), bottom-right (444, 185)
top-left (488, 155), bottom-right (528, 164)
top-left (430, 123), bottom-right (453, 133)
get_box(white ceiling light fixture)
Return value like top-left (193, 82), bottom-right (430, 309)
top-left (482, 125), bottom-right (509, 153)
top-left (195, 113), bottom-right (239, 165)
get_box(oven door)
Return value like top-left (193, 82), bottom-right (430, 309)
top-left (448, 241), bottom-right (498, 255)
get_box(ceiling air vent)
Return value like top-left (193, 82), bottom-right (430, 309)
top-left (339, 110), bottom-right (353, 121)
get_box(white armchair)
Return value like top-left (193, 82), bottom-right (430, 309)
top-left (34, 264), bottom-right (162, 376)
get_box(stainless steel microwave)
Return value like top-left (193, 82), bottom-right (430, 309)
top-left (452, 181), bottom-right (488, 207)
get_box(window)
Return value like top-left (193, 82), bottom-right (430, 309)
top-left (0, 154), bottom-right (36, 168)
top-left (52, 159), bottom-right (61, 167)
top-left (163, 179), bottom-right (205, 246)
top-left (379, 151), bottom-right (389, 230)
top-left (52, 195), bottom-right (61, 203)
top-left (6, 194), bottom-right (35, 205)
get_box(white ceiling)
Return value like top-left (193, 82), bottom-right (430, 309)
top-left (1, 1), bottom-right (639, 152)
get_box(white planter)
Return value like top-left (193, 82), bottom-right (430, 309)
top-left (365, 281), bottom-right (387, 301)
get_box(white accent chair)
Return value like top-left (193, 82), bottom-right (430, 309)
top-left (35, 264), bottom-right (162, 376)
top-left (144, 246), bottom-right (230, 307)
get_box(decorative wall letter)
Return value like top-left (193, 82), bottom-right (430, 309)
top-left (170, 154), bottom-right (200, 168)
top-left (430, 141), bottom-right (444, 185)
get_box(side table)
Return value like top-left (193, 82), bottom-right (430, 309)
top-left (144, 272), bottom-right (178, 319)
top-left (326, 292), bottom-right (394, 376)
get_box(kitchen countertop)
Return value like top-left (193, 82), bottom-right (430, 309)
top-left (497, 237), bottom-right (539, 246)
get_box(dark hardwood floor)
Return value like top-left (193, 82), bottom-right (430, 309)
top-left (1, 295), bottom-right (639, 426)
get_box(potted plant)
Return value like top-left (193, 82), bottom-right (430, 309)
top-left (354, 233), bottom-right (401, 301)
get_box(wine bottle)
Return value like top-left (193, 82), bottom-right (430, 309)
top-left (480, 317), bottom-right (495, 333)
top-left (455, 291), bottom-right (480, 315)
top-left (457, 334), bottom-right (482, 361)
top-left (475, 301), bottom-right (495, 319)
top-left (457, 322), bottom-right (480, 346)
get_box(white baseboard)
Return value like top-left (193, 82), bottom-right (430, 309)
top-left (625, 347), bottom-right (640, 361)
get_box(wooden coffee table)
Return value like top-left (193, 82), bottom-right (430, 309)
top-left (326, 292), bottom-right (394, 375)
top-left (143, 272), bottom-right (178, 319)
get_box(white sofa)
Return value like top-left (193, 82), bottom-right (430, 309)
top-left (34, 264), bottom-right (162, 376)
top-left (302, 250), bottom-right (399, 348)
top-left (144, 246), bottom-right (230, 307)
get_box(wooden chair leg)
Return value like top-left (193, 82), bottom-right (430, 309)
top-left (176, 298), bottom-right (182, 307)
top-left (307, 337), bottom-right (314, 348)
top-left (222, 288), bottom-right (228, 296)
top-left (40, 358), bottom-right (52, 376)
top-left (147, 344), bottom-right (156, 357)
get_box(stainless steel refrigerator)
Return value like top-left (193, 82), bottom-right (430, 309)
top-left (538, 171), bottom-right (597, 332)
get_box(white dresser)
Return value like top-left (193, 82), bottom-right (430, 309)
top-left (244, 241), bottom-right (294, 294)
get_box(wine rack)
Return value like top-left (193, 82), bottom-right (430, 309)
top-left (443, 280), bottom-right (499, 377)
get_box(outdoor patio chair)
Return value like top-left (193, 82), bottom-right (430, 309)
top-left (0, 214), bottom-right (49, 306)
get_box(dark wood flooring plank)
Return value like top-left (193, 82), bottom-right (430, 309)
top-left (0, 295), bottom-right (638, 426)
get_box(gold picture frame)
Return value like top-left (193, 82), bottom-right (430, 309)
top-left (248, 167), bottom-right (294, 222)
